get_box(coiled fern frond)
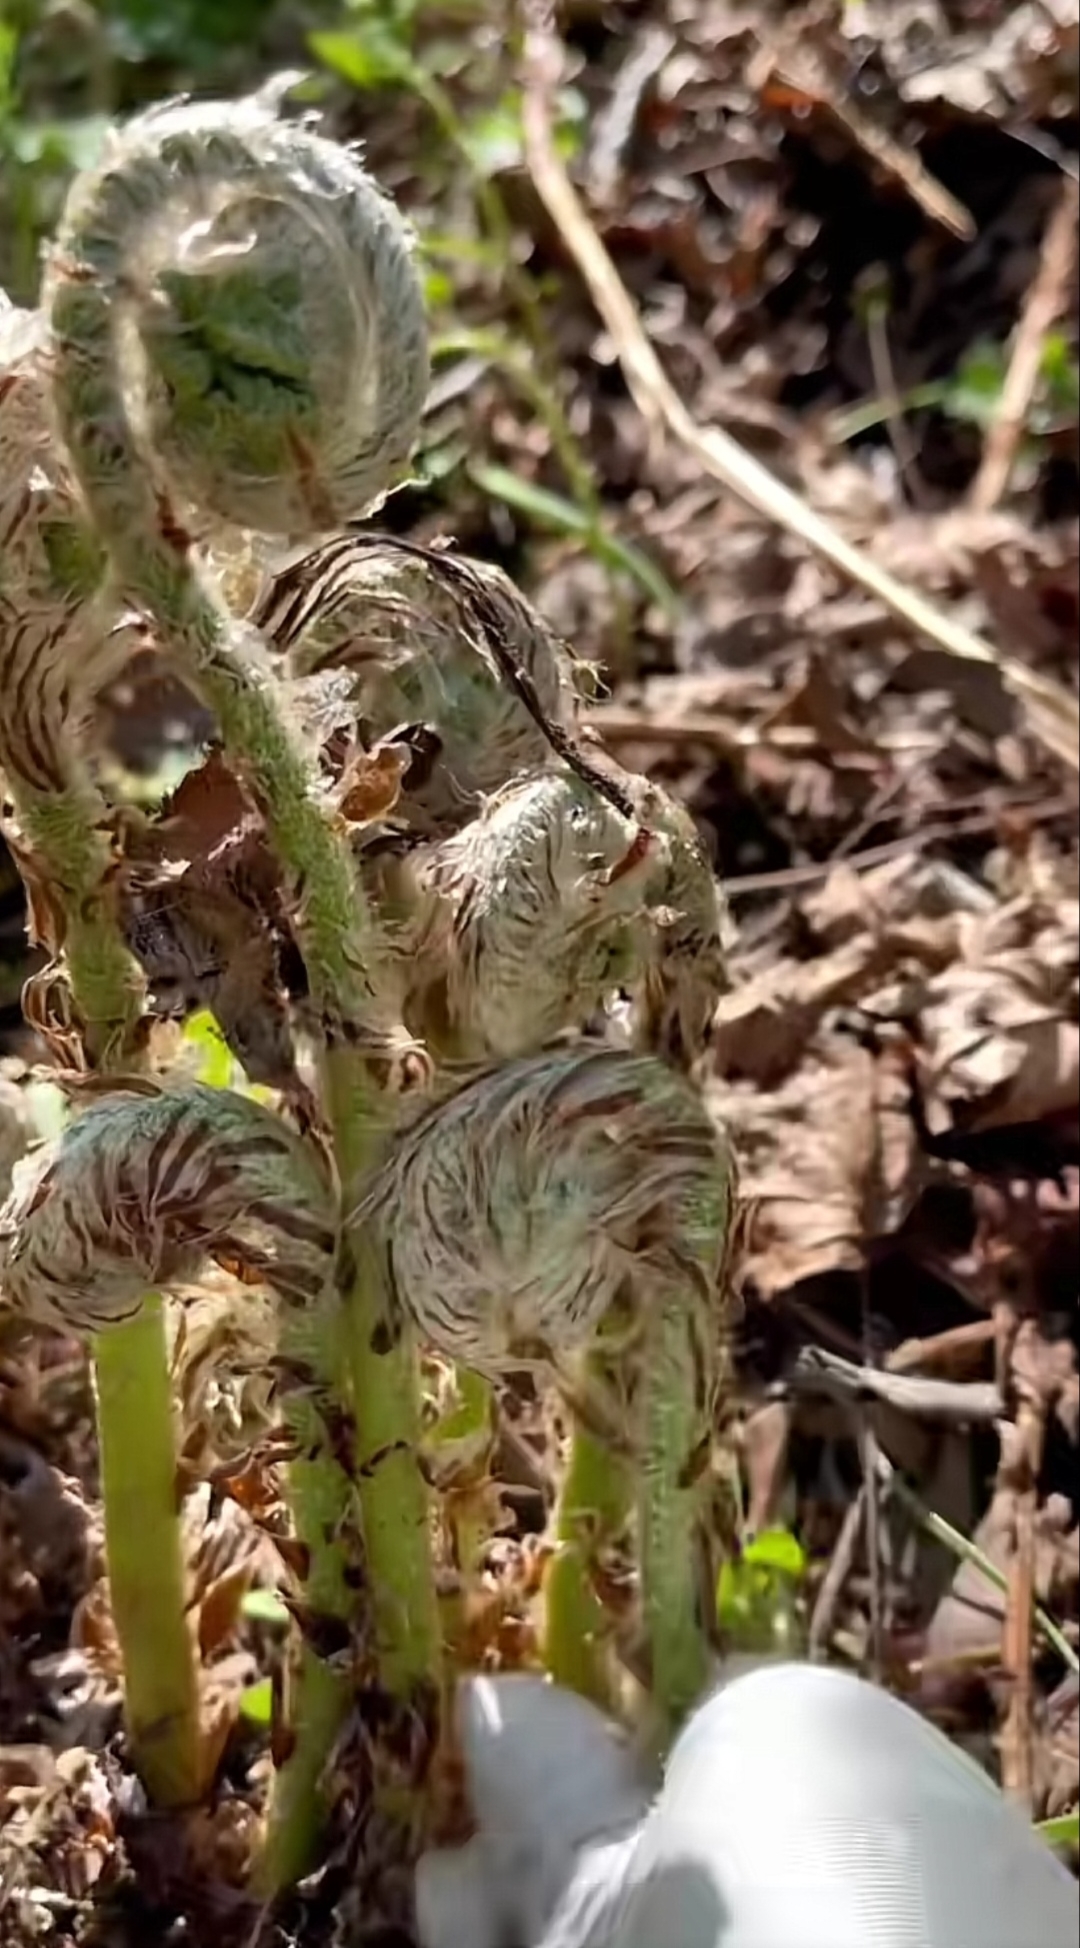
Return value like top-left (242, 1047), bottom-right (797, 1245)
top-left (0, 1081), bottom-right (335, 1333)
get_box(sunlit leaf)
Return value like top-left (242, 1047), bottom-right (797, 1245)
top-left (241, 1588), bottom-right (291, 1629)
top-left (1035, 1810), bottom-right (1079, 1851)
top-left (742, 1526), bottom-right (807, 1578)
top-left (309, 27), bottom-right (407, 91)
top-left (183, 1010), bottom-right (235, 1091)
top-left (470, 461), bottom-right (681, 619)
top-left (238, 1676), bottom-right (274, 1726)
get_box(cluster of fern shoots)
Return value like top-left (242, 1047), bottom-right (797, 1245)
top-left (0, 93), bottom-right (735, 1912)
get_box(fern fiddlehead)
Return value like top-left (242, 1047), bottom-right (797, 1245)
top-left (0, 299), bottom-right (140, 1061)
top-left (0, 1081), bottom-right (336, 1330)
top-left (43, 94), bottom-right (428, 1059)
top-left (410, 763), bottom-right (728, 1062)
top-left (252, 532), bottom-right (584, 838)
top-left (357, 1044), bottom-right (735, 1725)
top-left (356, 1041), bottom-right (729, 1366)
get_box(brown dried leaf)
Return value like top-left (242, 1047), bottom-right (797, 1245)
top-left (919, 898), bottom-right (1079, 1134)
top-left (714, 1034), bottom-right (920, 1298)
top-left (710, 938), bottom-right (890, 1086)
top-left (196, 1560), bottom-right (256, 1661)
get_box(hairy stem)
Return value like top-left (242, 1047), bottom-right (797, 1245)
top-left (19, 792), bottom-right (143, 1056)
top-left (542, 1335), bottom-right (631, 1712)
top-left (0, 575), bottom-right (199, 1801)
top-left (638, 1290), bottom-right (713, 1735)
top-left (261, 1307), bottom-right (353, 1886)
top-left (95, 1302), bottom-right (201, 1805)
top-left (328, 1071), bottom-right (440, 1698)
top-left (543, 1416), bottom-right (629, 1711)
top-left (638, 1161), bottom-right (735, 1739)
top-left (6, 798), bottom-right (200, 1805)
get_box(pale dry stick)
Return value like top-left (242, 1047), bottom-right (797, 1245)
top-left (585, 704), bottom-right (943, 756)
top-left (969, 176), bottom-right (1080, 513)
top-left (861, 270), bottom-right (931, 510)
top-left (789, 1346), bottom-right (1002, 1427)
top-left (808, 1484), bottom-right (867, 1662)
top-left (886, 1318), bottom-right (998, 1376)
top-left (1001, 1354), bottom-right (1049, 1809)
top-left (1002, 1495), bottom-right (1037, 1807)
top-left (519, 4), bottom-right (1080, 770)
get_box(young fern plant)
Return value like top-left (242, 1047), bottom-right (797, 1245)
top-left (36, 94), bottom-right (443, 1886)
top-left (258, 520), bottom-right (736, 1725)
top-left (0, 296), bottom-right (201, 1808)
top-left (355, 1045), bottom-right (736, 1731)
top-left (253, 494), bottom-right (737, 1730)
top-left (2, 87), bottom-right (738, 1926)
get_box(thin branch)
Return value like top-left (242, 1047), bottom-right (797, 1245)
top-left (788, 1346), bottom-right (1003, 1427)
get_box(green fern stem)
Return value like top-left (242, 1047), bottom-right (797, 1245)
top-left (94, 1303), bottom-right (202, 1806)
top-left (542, 1343), bottom-right (631, 1713)
top-left (638, 1289), bottom-right (713, 1735)
top-left (1, 741), bottom-right (199, 1810)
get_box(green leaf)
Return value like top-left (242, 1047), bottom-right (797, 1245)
top-left (422, 266), bottom-right (455, 309)
top-left (469, 461), bottom-right (681, 620)
top-left (459, 86), bottom-right (585, 173)
top-left (425, 1367), bottom-right (494, 1472)
top-left (183, 1011), bottom-right (234, 1091)
top-left (241, 1588), bottom-right (291, 1629)
top-left (1038, 331), bottom-right (1080, 418)
top-left (416, 434), bottom-right (471, 482)
top-left (238, 1676), bottom-right (274, 1726)
top-left (1035, 1810), bottom-right (1079, 1851)
top-left (940, 340), bottom-right (1008, 430)
top-left (101, 0), bottom-right (272, 65)
top-left (0, 23), bottom-right (19, 116)
top-left (23, 1080), bottom-right (67, 1144)
top-left (716, 1527), bottom-right (807, 1653)
top-left (421, 232), bottom-right (508, 271)
top-left (459, 97), bottom-right (526, 175)
top-left (742, 1526), bottom-right (807, 1579)
top-left (309, 27), bottom-right (407, 91)
top-left (9, 115), bottom-right (110, 172)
